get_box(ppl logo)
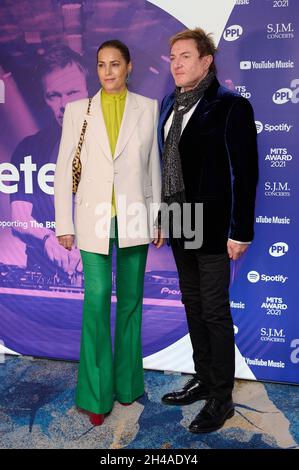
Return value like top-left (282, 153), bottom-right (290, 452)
top-left (272, 88), bottom-right (292, 104)
top-left (269, 242), bottom-right (288, 257)
top-left (255, 121), bottom-right (263, 133)
top-left (223, 25), bottom-right (243, 41)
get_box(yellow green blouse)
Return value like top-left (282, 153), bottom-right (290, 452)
top-left (101, 88), bottom-right (127, 217)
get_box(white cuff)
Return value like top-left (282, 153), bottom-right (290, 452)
top-left (228, 238), bottom-right (252, 245)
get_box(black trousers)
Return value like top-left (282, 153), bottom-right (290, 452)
top-left (171, 241), bottom-right (235, 401)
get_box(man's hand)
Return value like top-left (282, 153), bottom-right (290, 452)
top-left (153, 227), bottom-right (165, 249)
top-left (227, 239), bottom-right (250, 261)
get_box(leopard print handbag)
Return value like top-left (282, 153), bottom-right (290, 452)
top-left (72, 97), bottom-right (92, 194)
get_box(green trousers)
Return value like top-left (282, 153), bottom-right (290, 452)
top-left (75, 219), bottom-right (148, 414)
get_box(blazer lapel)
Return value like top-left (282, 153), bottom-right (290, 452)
top-left (84, 89), bottom-right (113, 161)
top-left (180, 79), bottom-right (222, 140)
top-left (158, 93), bottom-right (175, 154)
top-left (113, 91), bottom-right (141, 160)
top-left (180, 96), bottom-right (208, 140)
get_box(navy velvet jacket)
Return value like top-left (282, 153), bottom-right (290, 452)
top-left (158, 78), bottom-right (259, 254)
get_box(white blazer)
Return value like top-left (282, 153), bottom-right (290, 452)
top-left (54, 89), bottom-right (161, 255)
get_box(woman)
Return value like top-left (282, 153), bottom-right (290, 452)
top-left (54, 40), bottom-right (162, 426)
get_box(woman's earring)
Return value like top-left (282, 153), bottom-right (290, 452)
top-left (126, 73), bottom-right (130, 84)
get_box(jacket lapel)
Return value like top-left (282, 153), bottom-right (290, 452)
top-left (158, 93), bottom-right (175, 154)
top-left (113, 91), bottom-right (141, 160)
top-left (180, 96), bottom-right (208, 140)
top-left (84, 89), bottom-right (113, 161)
top-left (180, 78), bottom-right (222, 140)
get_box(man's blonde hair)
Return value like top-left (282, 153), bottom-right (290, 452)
top-left (170, 27), bottom-right (217, 73)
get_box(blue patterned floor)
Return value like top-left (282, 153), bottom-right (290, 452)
top-left (0, 356), bottom-right (298, 449)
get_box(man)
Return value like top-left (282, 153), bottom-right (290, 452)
top-left (10, 45), bottom-right (88, 276)
top-left (158, 28), bottom-right (258, 433)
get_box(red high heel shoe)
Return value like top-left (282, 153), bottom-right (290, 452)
top-left (89, 413), bottom-right (105, 426)
top-left (77, 407), bottom-right (105, 426)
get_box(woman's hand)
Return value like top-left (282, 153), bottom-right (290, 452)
top-left (153, 228), bottom-right (165, 249)
top-left (44, 234), bottom-right (81, 274)
top-left (57, 234), bottom-right (75, 251)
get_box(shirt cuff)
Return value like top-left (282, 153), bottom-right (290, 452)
top-left (228, 238), bottom-right (252, 245)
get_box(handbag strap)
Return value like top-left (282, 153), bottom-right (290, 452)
top-left (75, 97), bottom-right (92, 159)
top-left (86, 97), bottom-right (92, 115)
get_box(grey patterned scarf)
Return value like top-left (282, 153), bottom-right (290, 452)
top-left (162, 71), bottom-right (215, 204)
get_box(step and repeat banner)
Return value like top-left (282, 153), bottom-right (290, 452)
top-left (0, 0), bottom-right (298, 383)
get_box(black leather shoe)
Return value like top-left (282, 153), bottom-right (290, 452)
top-left (161, 376), bottom-right (209, 406)
top-left (189, 397), bottom-right (234, 433)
